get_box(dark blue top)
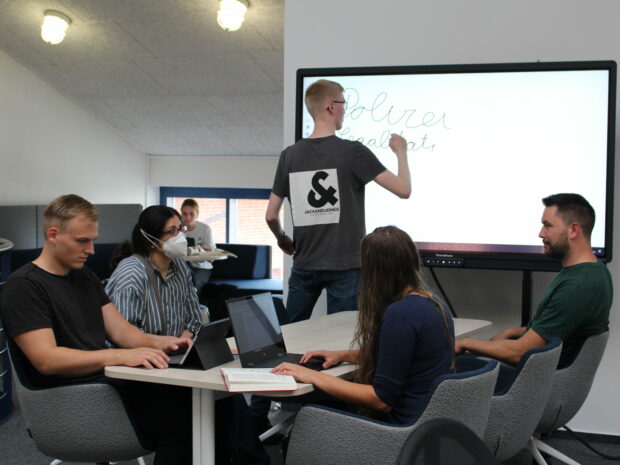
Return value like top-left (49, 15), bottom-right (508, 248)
top-left (372, 294), bottom-right (454, 424)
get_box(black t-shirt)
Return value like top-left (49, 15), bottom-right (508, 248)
top-left (0, 263), bottom-right (110, 387)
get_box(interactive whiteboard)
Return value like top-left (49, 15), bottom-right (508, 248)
top-left (296, 62), bottom-right (616, 270)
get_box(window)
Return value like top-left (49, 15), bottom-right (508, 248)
top-left (160, 187), bottom-right (283, 279)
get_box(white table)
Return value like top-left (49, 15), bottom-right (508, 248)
top-left (105, 311), bottom-right (491, 465)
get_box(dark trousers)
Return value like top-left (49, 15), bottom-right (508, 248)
top-left (113, 380), bottom-right (270, 465)
top-left (250, 394), bottom-right (272, 420)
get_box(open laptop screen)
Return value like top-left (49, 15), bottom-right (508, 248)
top-left (227, 293), bottom-right (285, 354)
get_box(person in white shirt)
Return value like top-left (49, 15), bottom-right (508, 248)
top-left (180, 198), bottom-right (216, 299)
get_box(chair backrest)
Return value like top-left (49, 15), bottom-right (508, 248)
top-left (6, 338), bottom-right (150, 462)
top-left (396, 418), bottom-right (500, 465)
top-left (212, 243), bottom-right (272, 279)
top-left (285, 360), bottom-right (499, 465)
top-left (536, 331), bottom-right (609, 434)
top-left (416, 359), bottom-right (500, 438)
top-left (484, 338), bottom-right (562, 462)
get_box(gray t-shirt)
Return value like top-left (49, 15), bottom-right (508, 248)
top-left (272, 135), bottom-right (386, 270)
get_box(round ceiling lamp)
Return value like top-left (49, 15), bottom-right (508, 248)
top-left (41, 10), bottom-right (72, 45)
top-left (217, 0), bottom-right (249, 32)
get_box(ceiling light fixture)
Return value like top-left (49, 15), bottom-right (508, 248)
top-left (41, 10), bottom-right (72, 45)
top-left (217, 0), bottom-right (249, 32)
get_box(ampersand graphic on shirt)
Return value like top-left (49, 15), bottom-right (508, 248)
top-left (307, 171), bottom-right (338, 208)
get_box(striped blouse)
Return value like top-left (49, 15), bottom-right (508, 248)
top-left (105, 255), bottom-right (202, 337)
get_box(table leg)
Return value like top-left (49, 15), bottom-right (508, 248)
top-left (192, 388), bottom-right (215, 465)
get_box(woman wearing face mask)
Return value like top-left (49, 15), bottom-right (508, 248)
top-left (106, 205), bottom-right (201, 339)
top-left (105, 206), bottom-right (271, 465)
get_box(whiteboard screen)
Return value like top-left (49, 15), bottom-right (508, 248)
top-left (296, 61), bottom-right (616, 270)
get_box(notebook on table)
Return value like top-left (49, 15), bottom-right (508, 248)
top-left (225, 292), bottom-right (324, 370)
top-left (168, 318), bottom-right (234, 370)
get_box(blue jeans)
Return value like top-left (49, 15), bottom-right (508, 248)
top-left (286, 268), bottom-right (361, 323)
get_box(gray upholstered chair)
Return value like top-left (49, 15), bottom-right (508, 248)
top-left (482, 338), bottom-right (562, 462)
top-left (285, 359), bottom-right (499, 465)
top-left (7, 338), bottom-right (151, 465)
top-left (395, 418), bottom-right (501, 465)
top-left (529, 331), bottom-right (609, 465)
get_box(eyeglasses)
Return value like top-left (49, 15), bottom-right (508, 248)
top-left (162, 224), bottom-right (187, 237)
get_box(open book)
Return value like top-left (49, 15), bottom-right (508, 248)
top-left (220, 368), bottom-right (297, 392)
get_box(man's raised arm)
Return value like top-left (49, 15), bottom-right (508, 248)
top-left (373, 134), bottom-right (411, 199)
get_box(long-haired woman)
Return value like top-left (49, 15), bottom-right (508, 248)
top-left (272, 225), bottom-right (455, 424)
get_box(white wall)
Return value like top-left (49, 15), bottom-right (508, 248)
top-left (0, 49), bottom-right (146, 206)
top-left (147, 154), bottom-right (279, 207)
top-left (285, 0), bottom-right (620, 434)
top-left (148, 155), bottom-right (278, 191)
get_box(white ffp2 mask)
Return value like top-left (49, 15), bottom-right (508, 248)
top-left (141, 229), bottom-right (188, 259)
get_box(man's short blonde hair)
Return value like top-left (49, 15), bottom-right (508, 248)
top-left (43, 194), bottom-right (98, 232)
top-left (305, 79), bottom-right (345, 119)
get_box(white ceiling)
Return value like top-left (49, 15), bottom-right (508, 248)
top-left (0, 0), bottom-right (284, 155)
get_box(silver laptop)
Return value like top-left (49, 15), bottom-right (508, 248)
top-left (226, 293), bottom-right (324, 370)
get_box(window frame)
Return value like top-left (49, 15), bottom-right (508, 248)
top-left (159, 186), bottom-right (272, 243)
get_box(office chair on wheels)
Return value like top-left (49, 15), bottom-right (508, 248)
top-left (529, 332), bottom-right (609, 465)
top-left (285, 360), bottom-right (499, 465)
top-left (480, 338), bottom-right (562, 462)
top-left (6, 336), bottom-right (151, 465)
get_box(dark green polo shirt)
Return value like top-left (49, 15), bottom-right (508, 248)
top-left (528, 261), bottom-right (612, 367)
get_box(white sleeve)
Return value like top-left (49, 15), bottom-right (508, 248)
top-left (204, 223), bottom-right (216, 249)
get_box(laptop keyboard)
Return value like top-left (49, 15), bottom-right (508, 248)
top-left (251, 353), bottom-right (325, 371)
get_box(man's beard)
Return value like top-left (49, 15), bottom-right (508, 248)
top-left (544, 236), bottom-right (569, 260)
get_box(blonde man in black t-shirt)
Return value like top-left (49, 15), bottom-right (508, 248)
top-left (0, 194), bottom-right (270, 465)
top-left (0, 195), bottom-right (196, 464)
top-left (1, 194), bottom-right (190, 383)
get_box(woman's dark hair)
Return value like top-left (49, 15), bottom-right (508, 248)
top-left (131, 205), bottom-right (182, 257)
top-left (109, 240), bottom-right (134, 273)
top-left (109, 206), bottom-right (182, 272)
top-left (353, 226), bottom-right (454, 400)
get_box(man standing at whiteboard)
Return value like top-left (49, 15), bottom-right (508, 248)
top-left (266, 79), bottom-right (411, 323)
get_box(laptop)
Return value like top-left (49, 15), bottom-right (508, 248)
top-left (226, 293), bottom-right (324, 370)
top-left (168, 318), bottom-right (234, 370)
